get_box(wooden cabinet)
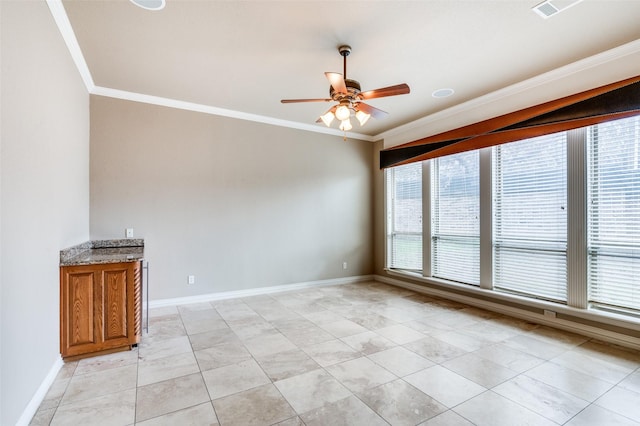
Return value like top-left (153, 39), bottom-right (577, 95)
top-left (60, 261), bottom-right (142, 360)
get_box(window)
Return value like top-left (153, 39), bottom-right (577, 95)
top-left (383, 115), bottom-right (640, 321)
top-left (431, 151), bottom-right (480, 284)
top-left (588, 116), bottom-right (640, 313)
top-left (386, 162), bottom-right (422, 271)
top-left (493, 133), bottom-right (568, 302)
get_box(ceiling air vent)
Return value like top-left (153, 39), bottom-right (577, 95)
top-left (533, 0), bottom-right (584, 19)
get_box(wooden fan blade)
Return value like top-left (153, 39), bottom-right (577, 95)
top-left (281, 98), bottom-right (332, 103)
top-left (360, 83), bottom-right (410, 99)
top-left (325, 72), bottom-right (347, 94)
top-left (356, 102), bottom-right (388, 119)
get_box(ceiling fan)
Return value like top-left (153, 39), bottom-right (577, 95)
top-left (281, 45), bottom-right (410, 132)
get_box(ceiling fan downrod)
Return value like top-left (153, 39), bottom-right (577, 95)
top-left (339, 45), bottom-right (351, 80)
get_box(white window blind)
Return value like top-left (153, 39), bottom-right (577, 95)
top-left (588, 116), bottom-right (640, 313)
top-left (494, 133), bottom-right (568, 302)
top-left (387, 162), bottom-right (422, 271)
top-left (432, 151), bottom-right (480, 284)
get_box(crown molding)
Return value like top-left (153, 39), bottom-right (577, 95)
top-left (91, 86), bottom-right (375, 142)
top-left (46, 0), bottom-right (94, 92)
top-left (47, 0), bottom-right (638, 145)
top-left (46, 0), bottom-right (373, 142)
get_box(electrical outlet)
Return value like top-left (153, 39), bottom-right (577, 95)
top-left (342, 262), bottom-right (348, 270)
top-left (188, 275), bottom-right (195, 285)
top-left (126, 228), bottom-right (134, 238)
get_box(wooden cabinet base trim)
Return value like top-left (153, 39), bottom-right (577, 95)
top-left (62, 345), bottom-right (135, 362)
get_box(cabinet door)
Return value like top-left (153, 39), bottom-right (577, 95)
top-left (60, 267), bottom-right (101, 357)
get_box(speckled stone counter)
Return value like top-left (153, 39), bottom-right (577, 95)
top-left (60, 239), bottom-right (144, 266)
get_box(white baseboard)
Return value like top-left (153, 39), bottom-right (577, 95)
top-left (16, 356), bottom-right (63, 426)
top-left (149, 275), bottom-right (375, 308)
top-left (375, 274), bottom-right (640, 350)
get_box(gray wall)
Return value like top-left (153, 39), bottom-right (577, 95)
top-left (90, 96), bottom-right (374, 300)
top-left (0, 1), bottom-right (90, 424)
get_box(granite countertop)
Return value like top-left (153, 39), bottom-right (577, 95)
top-left (60, 239), bottom-right (144, 266)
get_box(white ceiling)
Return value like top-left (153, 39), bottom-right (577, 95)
top-left (59, 0), bottom-right (640, 140)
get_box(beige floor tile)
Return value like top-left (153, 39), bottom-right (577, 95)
top-left (376, 324), bottom-right (426, 344)
top-left (501, 333), bottom-right (568, 360)
top-left (326, 356), bottom-right (397, 393)
top-left (301, 339), bottom-right (360, 367)
top-left (273, 416), bottom-right (305, 426)
top-left (188, 328), bottom-right (240, 351)
top-left (405, 365), bottom-right (486, 408)
top-left (473, 343), bottom-right (544, 372)
top-left (367, 346), bottom-right (434, 377)
top-left (135, 402), bottom-right (219, 425)
top-left (404, 336), bottom-right (468, 364)
top-left (301, 309), bottom-right (345, 325)
top-left (213, 383), bottom-right (296, 426)
top-left (575, 340), bottom-right (640, 371)
top-left (460, 321), bottom-right (521, 342)
top-left (527, 326), bottom-right (590, 349)
top-left (319, 319), bottom-right (369, 338)
top-left (226, 318), bottom-right (278, 341)
top-left (552, 349), bottom-right (634, 384)
top-left (428, 329), bottom-right (491, 352)
top-left (619, 370), bottom-right (640, 394)
top-left (493, 375), bottom-right (589, 424)
top-left (145, 315), bottom-right (187, 343)
top-left (74, 349), bottom-right (138, 376)
top-left (274, 368), bottom-right (352, 413)
top-left (254, 348), bottom-right (320, 381)
top-left (194, 341), bottom-right (252, 371)
top-left (418, 410), bottom-right (475, 426)
top-left (60, 363), bottom-right (137, 405)
top-left (183, 318), bottom-right (229, 335)
top-left (566, 403), bottom-right (640, 426)
top-left (179, 306), bottom-right (222, 322)
top-left (136, 373), bottom-right (210, 422)
top-left (340, 331), bottom-right (396, 355)
top-left (148, 306), bottom-right (178, 318)
top-left (442, 353), bottom-right (518, 388)
top-left (29, 408), bottom-right (56, 426)
top-left (348, 313), bottom-right (399, 330)
top-left (524, 360), bottom-right (614, 401)
top-left (37, 378), bottom-right (69, 410)
top-left (30, 282), bottom-right (640, 426)
top-left (178, 302), bottom-right (218, 314)
top-left (138, 335), bottom-right (193, 361)
top-left (242, 332), bottom-right (297, 357)
top-left (202, 358), bottom-right (270, 400)
top-left (137, 351), bottom-right (200, 386)
top-left (215, 302), bottom-right (260, 321)
top-left (453, 390), bottom-right (557, 426)
top-left (51, 388), bottom-right (136, 426)
top-left (359, 379), bottom-right (447, 425)
top-left (300, 395), bottom-right (388, 426)
top-left (595, 386), bottom-right (640, 422)
top-left (282, 326), bottom-right (336, 347)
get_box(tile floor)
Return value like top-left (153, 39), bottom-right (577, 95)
top-left (31, 281), bottom-right (640, 425)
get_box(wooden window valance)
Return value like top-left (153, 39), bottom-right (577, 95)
top-left (380, 75), bottom-right (640, 169)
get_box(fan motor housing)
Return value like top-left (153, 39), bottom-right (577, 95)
top-left (330, 79), bottom-right (362, 101)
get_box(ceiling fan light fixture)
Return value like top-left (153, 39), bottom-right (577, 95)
top-left (339, 119), bottom-right (352, 132)
top-left (335, 105), bottom-right (351, 121)
top-left (356, 110), bottom-right (371, 126)
top-left (129, 0), bottom-right (166, 11)
top-left (320, 111), bottom-right (335, 127)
